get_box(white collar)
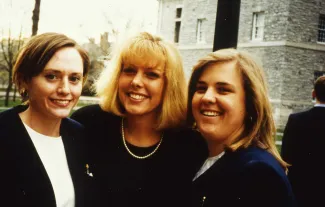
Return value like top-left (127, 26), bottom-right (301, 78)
top-left (314, 103), bottom-right (325, 108)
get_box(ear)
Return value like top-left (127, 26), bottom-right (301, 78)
top-left (19, 79), bottom-right (30, 94)
top-left (20, 81), bottom-right (28, 90)
top-left (312, 89), bottom-right (316, 99)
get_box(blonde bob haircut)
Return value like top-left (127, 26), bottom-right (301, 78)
top-left (187, 48), bottom-right (289, 172)
top-left (96, 32), bottom-right (187, 130)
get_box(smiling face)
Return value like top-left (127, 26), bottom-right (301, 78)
top-left (191, 61), bottom-right (246, 151)
top-left (118, 57), bottom-right (165, 118)
top-left (25, 47), bottom-right (84, 121)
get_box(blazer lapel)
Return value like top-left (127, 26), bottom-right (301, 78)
top-left (7, 106), bottom-right (56, 207)
top-left (60, 118), bottom-right (85, 207)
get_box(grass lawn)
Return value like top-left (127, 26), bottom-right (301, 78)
top-left (0, 98), bottom-right (92, 114)
top-left (0, 99), bottom-right (21, 111)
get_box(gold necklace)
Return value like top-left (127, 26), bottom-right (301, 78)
top-left (121, 118), bottom-right (163, 159)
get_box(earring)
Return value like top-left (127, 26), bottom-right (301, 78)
top-left (192, 122), bottom-right (197, 130)
top-left (192, 122), bottom-right (200, 132)
top-left (20, 89), bottom-right (29, 102)
top-left (21, 88), bottom-right (28, 97)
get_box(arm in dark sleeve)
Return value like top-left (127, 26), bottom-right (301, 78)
top-left (70, 106), bottom-right (99, 206)
top-left (71, 106), bottom-right (90, 126)
top-left (240, 161), bottom-right (296, 207)
top-left (281, 114), bottom-right (295, 164)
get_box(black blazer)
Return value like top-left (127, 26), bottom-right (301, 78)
top-left (71, 104), bottom-right (208, 207)
top-left (0, 105), bottom-right (88, 207)
top-left (192, 146), bottom-right (296, 207)
top-left (281, 106), bottom-right (325, 207)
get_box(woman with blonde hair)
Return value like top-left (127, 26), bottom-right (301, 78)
top-left (187, 48), bottom-right (296, 207)
top-left (71, 32), bottom-right (207, 207)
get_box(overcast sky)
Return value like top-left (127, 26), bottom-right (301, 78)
top-left (0, 0), bottom-right (158, 43)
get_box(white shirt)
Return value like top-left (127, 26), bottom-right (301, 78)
top-left (314, 103), bottom-right (325, 108)
top-left (23, 123), bottom-right (75, 207)
top-left (193, 151), bottom-right (225, 181)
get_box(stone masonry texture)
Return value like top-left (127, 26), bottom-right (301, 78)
top-left (157, 0), bottom-right (325, 129)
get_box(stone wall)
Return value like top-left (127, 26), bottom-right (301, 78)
top-left (287, 0), bottom-right (325, 43)
top-left (158, 0), bottom-right (184, 42)
top-left (179, 0), bottom-right (217, 45)
top-left (157, 0), bottom-right (325, 129)
top-left (178, 47), bottom-right (212, 79)
top-left (239, 0), bottom-right (290, 43)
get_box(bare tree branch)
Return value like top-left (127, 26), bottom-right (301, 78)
top-left (31, 0), bottom-right (41, 36)
top-left (0, 28), bottom-right (24, 106)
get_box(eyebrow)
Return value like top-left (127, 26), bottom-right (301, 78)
top-left (124, 64), bottom-right (164, 72)
top-left (43, 69), bottom-right (83, 75)
top-left (196, 80), bottom-right (235, 88)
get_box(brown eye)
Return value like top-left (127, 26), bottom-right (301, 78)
top-left (146, 72), bottom-right (159, 79)
top-left (195, 86), bottom-right (206, 93)
top-left (45, 74), bottom-right (57, 80)
top-left (217, 87), bottom-right (231, 94)
top-left (69, 75), bottom-right (82, 83)
top-left (123, 68), bottom-right (136, 74)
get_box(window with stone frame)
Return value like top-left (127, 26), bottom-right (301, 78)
top-left (176, 7), bottom-right (182, 18)
top-left (196, 18), bottom-right (206, 43)
top-left (252, 12), bottom-right (265, 41)
top-left (174, 7), bottom-right (182, 43)
top-left (318, 14), bottom-right (325, 43)
top-left (174, 21), bottom-right (181, 43)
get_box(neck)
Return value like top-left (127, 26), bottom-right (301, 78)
top-left (316, 99), bottom-right (325, 104)
top-left (19, 107), bottom-right (61, 137)
top-left (123, 114), bottom-right (162, 147)
top-left (201, 132), bottom-right (235, 157)
top-left (206, 140), bottom-right (225, 157)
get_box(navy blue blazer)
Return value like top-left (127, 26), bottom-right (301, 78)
top-left (192, 146), bottom-right (296, 207)
top-left (0, 105), bottom-right (88, 207)
top-left (281, 107), bottom-right (325, 207)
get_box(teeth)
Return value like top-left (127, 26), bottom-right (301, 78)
top-left (202, 111), bottom-right (220, 116)
top-left (53, 100), bottom-right (70, 105)
top-left (130, 93), bottom-right (146, 100)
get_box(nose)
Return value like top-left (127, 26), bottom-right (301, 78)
top-left (58, 78), bottom-right (70, 95)
top-left (202, 88), bottom-right (216, 104)
top-left (131, 72), bottom-right (144, 88)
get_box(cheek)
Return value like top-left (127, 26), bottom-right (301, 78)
top-left (29, 86), bottom-right (50, 98)
top-left (235, 95), bottom-right (246, 116)
top-left (158, 85), bottom-right (165, 98)
top-left (118, 74), bottom-right (130, 87)
top-left (191, 95), bottom-right (201, 118)
top-left (71, 84), bottom-right (83, 96)
top-left (229, 98), bottom-right (246, 124)
top-left (154, 80), bottom-right (165, 99)
top-left (191, 94), bottom-right (200, 110)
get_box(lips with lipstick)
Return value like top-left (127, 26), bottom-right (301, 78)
top-left (200, 110), bottom-right (223, 117)
top-left (128, 92), bottom-right (148, 101)
top-left (51, 99), bottom-right (72, 107)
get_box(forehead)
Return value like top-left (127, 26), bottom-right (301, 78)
top-left (123, 58), bottom-right (165, 72)
top-left (44, 47), bottom-right (83, 73)
top-left (121, 45), bottom-right (166, 71)
top-left (199, 61), bottom-right (243, 85)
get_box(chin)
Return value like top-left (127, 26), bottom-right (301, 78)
top-left (50, 110), bottom-right (72, 119)
top-left (127, 111), bottom-right (147, 116)
top-left (125, 107), bottom-right (147, 115)
top-left (198, 125), bottom-right (216, 135)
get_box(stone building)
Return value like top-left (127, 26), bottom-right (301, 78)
top-left (157, 0), bottom-right (325, 128)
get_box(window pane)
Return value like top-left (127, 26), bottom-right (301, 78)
top-left (318, 14), bottom-right (325, 42)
